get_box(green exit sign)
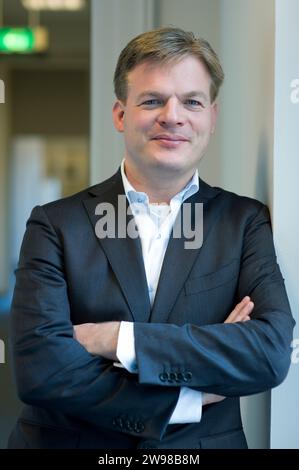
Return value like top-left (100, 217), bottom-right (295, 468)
top-left (0, 27), bottom-right (48, 54)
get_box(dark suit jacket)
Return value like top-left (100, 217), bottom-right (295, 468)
top-left (8, 170), bottom-right (294, 449)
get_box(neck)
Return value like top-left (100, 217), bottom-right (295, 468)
top-left (124, 160), bottom-right (195, 204)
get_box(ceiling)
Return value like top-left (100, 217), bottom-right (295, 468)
top-left (3, 0), bottom-right (90, 25)
top-left (1, 0), bottom-right (90, 68)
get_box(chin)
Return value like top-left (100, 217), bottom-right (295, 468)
top-left (151, 154), bottom-right (194, 173)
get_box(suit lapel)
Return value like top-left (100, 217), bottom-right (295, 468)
top-left (150, 178), bottom-right (222, 323)
top-left (83, 171), bottom-right (151, 323)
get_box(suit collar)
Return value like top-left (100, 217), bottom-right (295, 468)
top-left (88, 168), bottom-right (221, 202)
top-left (87, 169), bottom-right (124, 197)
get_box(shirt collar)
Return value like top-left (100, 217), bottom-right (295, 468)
top-left (120, 159), bottom-right (199, 207)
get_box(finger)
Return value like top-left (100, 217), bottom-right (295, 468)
top-left (235, 301), bottom-right (254, 322)
top-left (232, 296), bottom-right (251, 315)
top-left (238, 313), bottom-right (252, 323)
top-left (224, 296), bottom-right (251, 323)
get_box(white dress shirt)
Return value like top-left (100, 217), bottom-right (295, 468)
top-left (115, 159), bottom-right (202, 424)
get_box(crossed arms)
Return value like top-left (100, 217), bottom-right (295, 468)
top-left (11, 202), bottom-right (295, 440)
top-left (73, 296), bottom-right (253, 361)
top-left (74, 296), bottom-right (254, 408)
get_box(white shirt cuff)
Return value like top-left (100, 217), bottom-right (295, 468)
top-left (169, 387), bottom-right (202, 424)
top-left (114, 321), bottom-right (138, 373)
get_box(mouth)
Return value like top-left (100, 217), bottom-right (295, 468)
top-left (150, 134), bottom-right (190, 148)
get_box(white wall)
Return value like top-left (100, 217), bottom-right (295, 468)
top-left (271, 0), bottom-right (299, 449)
top-left (10, 137), bottom-right (46, 269)
top-left (219, 0), bottom-right (275, 206)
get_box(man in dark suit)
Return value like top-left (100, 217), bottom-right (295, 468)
top-left (8, 27), bottom-right (294, 449)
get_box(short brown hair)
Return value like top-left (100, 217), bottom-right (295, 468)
top-left (114, 27), bottom-right (224, 103)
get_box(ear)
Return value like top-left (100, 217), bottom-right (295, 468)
top-left (112, 100), bottom-right (125, 133)
top-left (210, 102), bottom-right (218, 135)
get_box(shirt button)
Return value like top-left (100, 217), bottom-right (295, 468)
top-left (157, 234), bottom-right (161, 239)
top-left (137, 197), bottom-right (143, 203)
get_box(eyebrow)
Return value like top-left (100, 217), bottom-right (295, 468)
top-left (136, 90), bottom-right (209, 103)
top-left (183, 91), bottom-right (209, 102)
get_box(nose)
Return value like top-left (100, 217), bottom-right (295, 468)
top-left (157, 99), bottom-right (186, 127)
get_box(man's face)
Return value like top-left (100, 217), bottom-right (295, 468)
top-left (113, 55), bottom-right (218, 178)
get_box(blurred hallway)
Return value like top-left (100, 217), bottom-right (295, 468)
top-left (0, 0), bottom-right (90, 447)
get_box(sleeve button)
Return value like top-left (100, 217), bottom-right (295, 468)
top-left (159, 372), bottom-right (168, 382)
top-left (183, 371), bottom-right (192, 382)
top-left (134, 421), bottom-right (145, 433)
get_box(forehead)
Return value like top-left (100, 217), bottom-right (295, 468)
top-left (126, 56), bottom-right (211, 97)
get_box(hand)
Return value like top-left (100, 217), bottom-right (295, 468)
top-left (224, 296), bottom-right (254, 323)
top-left (202, 393), bottom-right (226, 406)
top-left (73, 321), bottom-right (121, 361)
top-left (202, 296), bottom-right (254, 406)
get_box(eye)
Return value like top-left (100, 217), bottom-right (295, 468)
top-left (140, 99), bottom-right (163, 106)
top-left (185, 99), bottom-right (204, 108)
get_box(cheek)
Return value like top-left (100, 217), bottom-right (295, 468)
top-left (137, 115), bottom-right (154, 132)
top-left (193, 117), bottom-right (213, 137)
top-left (133, 111), bottom-right (156, 129)
top-left (124, 117), bottom-right (149, 135)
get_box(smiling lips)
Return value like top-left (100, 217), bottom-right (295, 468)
top-left (151, 134), bottom-right (190, 149)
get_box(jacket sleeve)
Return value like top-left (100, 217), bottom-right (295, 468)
top-left (10, 205), bottom-right (179, 441)
top-left (134, 204), bottom-right (295, 396)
